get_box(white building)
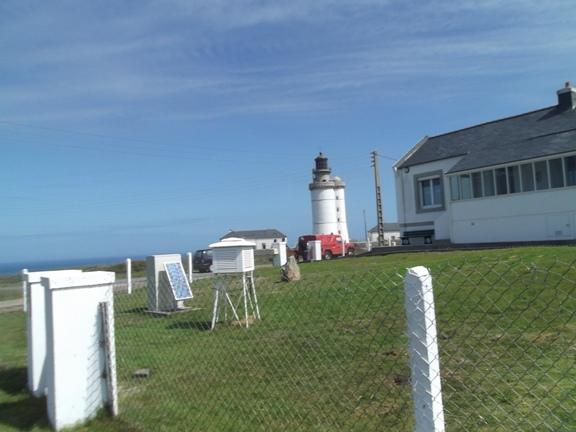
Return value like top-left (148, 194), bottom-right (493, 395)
top-left (368, 223), bottom-right (401, 246)
top-left (309, 153), bottom-right (350, 242)
top-left (220, 229), bottom-right (286, 251)
top-left (395, 82), bottom-right (576, 244)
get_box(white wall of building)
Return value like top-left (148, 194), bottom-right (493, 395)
top-left (450, 187), bottom-right (576, 243)
top-left (396, 154), bottom-right (576, 244)
top-left (253, 237), bottom-right (286, 250)
top-left (395, 157), bottom-right (462, 240)
top-left (368, 230), bottom-right (401, 246)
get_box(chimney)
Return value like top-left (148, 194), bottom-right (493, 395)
top-left (557, 81), bottom-right (576, 111)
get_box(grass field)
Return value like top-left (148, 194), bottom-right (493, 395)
top-left (0, 275), bottom-right (23, 302)
top-left (1, 246), bottom-right (575, 431)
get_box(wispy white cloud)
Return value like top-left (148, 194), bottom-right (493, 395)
top-left (1, 0), bottom-right (576, 122)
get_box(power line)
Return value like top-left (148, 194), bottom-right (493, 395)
top-left (0, 120), bottom-right (401, 163)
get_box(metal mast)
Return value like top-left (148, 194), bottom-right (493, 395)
top-left (371, 150), bottom-right (385, 246)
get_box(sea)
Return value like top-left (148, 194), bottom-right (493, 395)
top-left (0, 256), bottom-right (146, 275)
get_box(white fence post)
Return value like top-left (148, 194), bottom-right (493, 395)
top-left (126, 258), bottom-right (132, 294)
top-left (21, 268), bottom-right (28, 312)
top-left (404, 266), bottom-right (445, 432)
top-left (187, 252), bottom-right (193, 283)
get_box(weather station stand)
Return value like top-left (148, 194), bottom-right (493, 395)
top-left (208, 238), bottom-right (261, 330)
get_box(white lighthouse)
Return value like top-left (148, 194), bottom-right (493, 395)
top-left (309, 153), bottom-right (350, 243)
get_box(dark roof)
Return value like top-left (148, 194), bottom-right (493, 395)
top-left (397, 105), bottom-right (576, 173)
top-left (368, 223), bottom-right (400, 233)
top-left (221, 229), bottom-right (286, 240)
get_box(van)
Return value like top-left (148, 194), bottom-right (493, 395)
top-left (294, 234), bottom-right (356, 261)
top-left (193, 249), bottom-right (213, 273)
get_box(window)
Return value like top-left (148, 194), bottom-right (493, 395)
top-left (447, 154), bottom-right (575, 203)
top-left (520, 163), bottom-right (534, 192)
top-left (495, 168), bottom-right (508, 195)
top-left (418, 176), bottom-right (443, 209)
top-left (565, 155), bottom-right (576, 186)
top-left (483, 170), bottom-right (495, 196)
top-left (535, 161), bottom-right (549, 190)
top-left (507, 166), bottom-right (520, 193)
top-left (549, 158), bottom-right (565, 188)
top-left (459, 174), bottom-right (472, 199)
top-left (262, 243), bottom-right (266, 249)
top-left (450, 176), bottom-right (460, 200)
top-left (432, 178), bottom-right (443, 204)
top-left (472, 172), bottom-right (483, 198)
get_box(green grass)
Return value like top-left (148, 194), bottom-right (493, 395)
top-left (1, 246), bottom-right (575, 431)
top-left (0, 275), bottom-right (23, 302)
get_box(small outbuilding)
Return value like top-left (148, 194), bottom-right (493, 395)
top-left (220, 229), bottom-right (287, 251)
top-left (368, 223), bottom-right (401, 246)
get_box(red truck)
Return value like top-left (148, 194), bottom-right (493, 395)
top-left (294, 234), bottom-right (356, 261)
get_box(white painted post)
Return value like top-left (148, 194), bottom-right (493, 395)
top-left (404, 266), bottom-right (445, 432)
top-left (187, 252), bottom-right (193, 283)
top-left (126, 258), bottom-right (132, 294)
top-left (21, 268), bottom-right (28, 312)
top-left (42, 271), bottom-right (116, 431)
top-left (341, 237), bottom-right (345, 257)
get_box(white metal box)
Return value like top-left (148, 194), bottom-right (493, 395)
top-left (146, 254), bottom-right (183, 312)
top-left (272, 241), bottom-right (288, 267)
top-left (42, 271), bottom-right (116, 431)
top-left (25, 270), bottom-right (83, 397)
top-left (308, 240), bottom-right (322, 261)
top-left (209, 237), bottom-right (256, 273)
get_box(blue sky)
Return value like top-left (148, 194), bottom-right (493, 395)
top-left (2, 0), bottom-right (576, 264)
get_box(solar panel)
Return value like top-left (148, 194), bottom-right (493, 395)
top-left (163, 262), bottom-right (193, 301)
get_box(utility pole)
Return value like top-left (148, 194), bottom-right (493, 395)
top-left (371, 150), bottom-right (385, 246)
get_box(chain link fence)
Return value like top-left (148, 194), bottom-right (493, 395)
top-left (111, 255), bottom-right (576, 431)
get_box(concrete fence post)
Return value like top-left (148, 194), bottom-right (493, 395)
top-left (126, 258), bottom-right (132, 294)
top-left (404, 266), bottom-right (445, 432)
top-left (187, 252), bottom-right (193, 283)
top-left (21, 268), bottom-right (28, 312)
